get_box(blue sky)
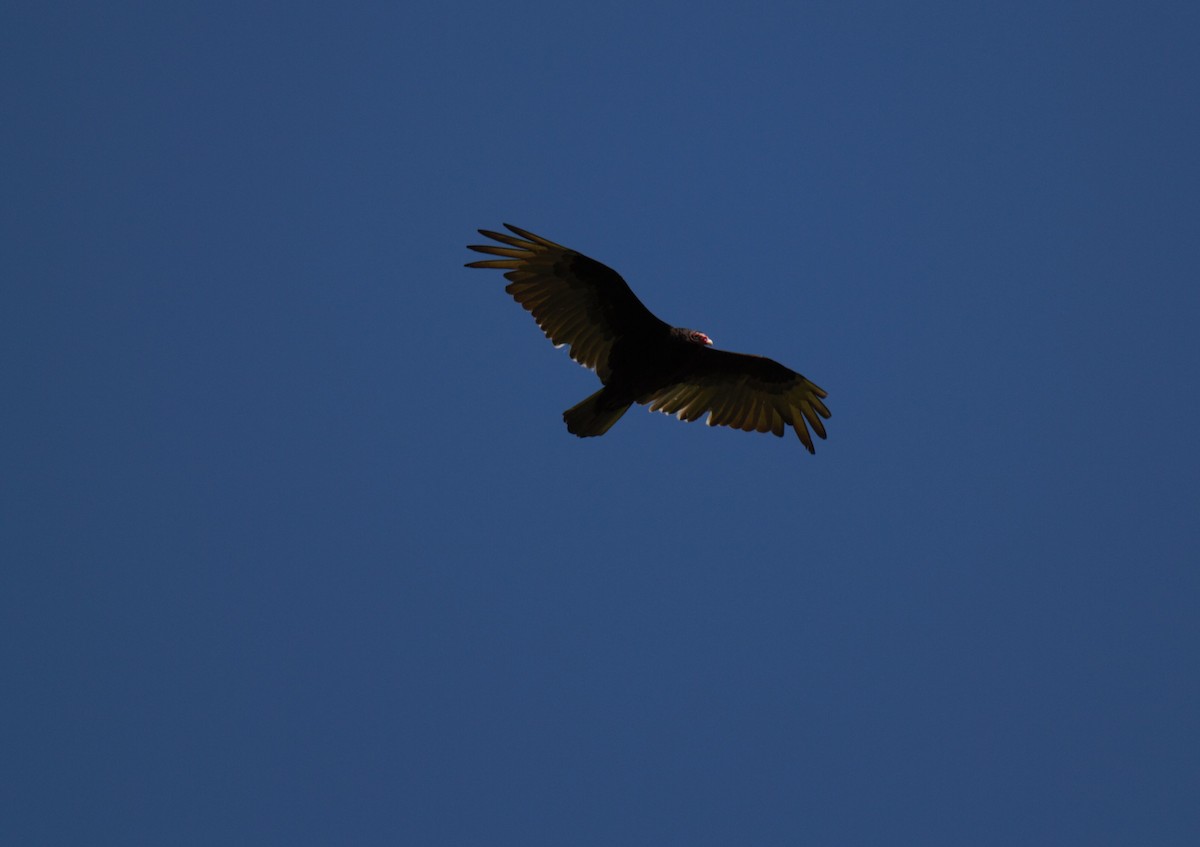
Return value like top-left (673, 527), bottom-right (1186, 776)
top-left (4, 1), bottom-right (1199, 844)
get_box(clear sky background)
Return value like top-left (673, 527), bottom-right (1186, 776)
top-left (4, 2), bottom-right (1199, 844)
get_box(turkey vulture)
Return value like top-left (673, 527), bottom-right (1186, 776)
top-left (466, 224), bottom-right (831, 452)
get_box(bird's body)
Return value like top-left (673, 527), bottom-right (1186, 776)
top-left (466, 224), bottom-right (830, 452)
top-left (563, 326), bottom-right (709, 437)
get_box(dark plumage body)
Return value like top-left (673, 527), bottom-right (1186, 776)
top-left (466, 224), bottom-right (831, 452)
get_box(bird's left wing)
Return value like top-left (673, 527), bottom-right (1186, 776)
top-left (466, 224), bottom-right (669, 381)
top-left (644, 348), bottom-right (830, 453)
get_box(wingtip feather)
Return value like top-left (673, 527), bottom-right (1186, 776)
top-left (465, 259), bottom-right (522, 269)
top-left (503, 223), bottom-right (566, 249)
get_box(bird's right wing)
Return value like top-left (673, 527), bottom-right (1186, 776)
top-left (466, 224), bottom-right (668, 381)
top-left (645, 348), bottom-right (831, 453)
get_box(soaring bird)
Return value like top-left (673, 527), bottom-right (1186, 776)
top-left (466, 224), bottom-right (831, 452)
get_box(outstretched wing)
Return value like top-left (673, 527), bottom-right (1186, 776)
top-left (466, 224), bottom-right (668, 381)
top-left (644, 348), bottom-right (831, 453)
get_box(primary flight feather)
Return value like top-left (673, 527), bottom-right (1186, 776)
top-left (466, 224), bottom-right (831, 452)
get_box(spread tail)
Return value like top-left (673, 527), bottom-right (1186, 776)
top-left (563, 387), bottom-right (632, 437)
